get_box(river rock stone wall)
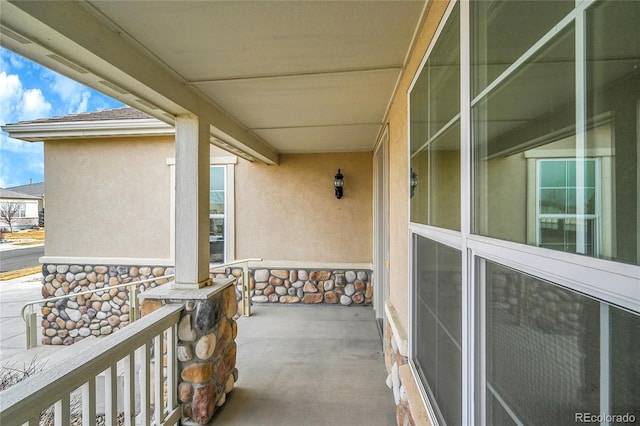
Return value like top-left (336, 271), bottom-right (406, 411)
top-left (140, 284), bottom-right (238, 425)
top-left (211, 267), bottom-right (373, 307)
top-left (384, 321), bottom-right (415, 426)
top-left (40, 264), bottom-right (174, 345)
top-left (489, 268), bottom-right (586, 334)
top-left (40, 264), bottom-right (372, 346)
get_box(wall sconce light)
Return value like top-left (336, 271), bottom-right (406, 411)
top-left (410, 169), bottom-right (418, 198)
top-left (334, 168), bottom-right (344, 199)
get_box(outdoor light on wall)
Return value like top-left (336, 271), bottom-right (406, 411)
top-left (410, 169), bottom-right (418, 198)
top-left (334, 169), bottom-right (344, 199)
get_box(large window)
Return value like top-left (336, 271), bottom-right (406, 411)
top-left (409, 1), bottom-right (640, 425)
top-left (414, 236), bottom-right (462, 426)
top-left (410, 4), bottom-right (460, 231)
top-left (0, 202), bottom-right (26, 218)
top-left (471, 0), bottom-right (639, 265)
top-left (482, 260), bottom-right (640, 425)
top-left (409, 5), bottom-right (463, 424)
top-left (209, 166), bottom-right (226, 263)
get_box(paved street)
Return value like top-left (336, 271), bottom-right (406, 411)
top-left (0, 245), bottom-right (44, 272)
top-left (0, 273), bottom-right (61, 364)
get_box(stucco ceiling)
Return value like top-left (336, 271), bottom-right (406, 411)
top-left (0, 0), bottom-right (428, 160)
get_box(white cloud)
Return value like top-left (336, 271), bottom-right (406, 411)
top-left (75, 91), bottom-right (90, 114)
top-left (0, 133), bottom-right (41, 154)
top-left (0, 48), bottom-right (26, 70)
top-left (50, 73), bottom-right (91, 114)
top-left (0, 71), bottom-right (23, 124)
top-left (8, 54), bottom-right (25, 70)
top-left (21, 88), bottom-right (51, 121)
top-left (0, 71), bottom-right (52, 124)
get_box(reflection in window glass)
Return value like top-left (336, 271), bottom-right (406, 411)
top-left (415, 236), bottom-right (462, 426)
top-left (471, 1), bottom-right (573, 97)
top-left (209, 167), bottom-right (225, 215)
top-left (537, 159), bottom-right (598, 256)
top-left (482, 259), bottom-right (640, 425)
top-left (410, 4), bottom-right (460, 231)
top-left (472, 26), bottom-right (576, 245)
top-left (411, 121), bottom-right (460, 230)
top-left (471, 0), bottom-right (640, 266)
top-left (209, 166), bottom-right (225, 263)
top-left (587, 0), bottom-right (640, 265)
top-left (610, 308), bottom-right (640, 416)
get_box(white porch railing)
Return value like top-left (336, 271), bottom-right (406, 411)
top-left (20, 274), bottom-right (175, 350)
top-left (210, 258), bottom-right (262, 317)
top-left (0, 304), bottom-right (183, 426)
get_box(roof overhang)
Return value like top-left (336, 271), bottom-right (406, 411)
top-left (2, 119), bottom-right (174, 141)
top-left (0, 0), bottom-right (428, 163)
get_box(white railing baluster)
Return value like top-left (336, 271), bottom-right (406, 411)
top-left (123, 352), bottom-right (135, 426)
top-left (82, 378), bottom-right (96, 426)
top-left (54, 394), bottom-right (70, 426)
top-left (154, 333), bottom-right (163, 423)
top-left (166, 323), bottom-right (177, 414)
top-left (0, 305), bottom-right (183, 426)
top-left (138, 342), bottom-right (151, 426)
top-left (105, 364), bottom-right (118, 425)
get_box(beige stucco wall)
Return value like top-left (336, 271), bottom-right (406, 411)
top-left (410, 148), bottom-right (460, 230)
top-left (486, 154), bottom-right (527, 242)
top-left (44, 136), bottom-right (174, 259)
top-left (385, 0), bottom-right (450, 329)
top-left (234, 152), bottom-right (373, 263)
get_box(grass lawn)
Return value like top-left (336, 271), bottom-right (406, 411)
top-left (0, 266), bottom-right (41, 281)
top-left (1, 229), bottom-right (45, 245)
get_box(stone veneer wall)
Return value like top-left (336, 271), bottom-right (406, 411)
top-left (211, 267), bottom-right (373, 307)
top-left (140, 283), bottom-right (238, 426)
top-left (385, 321), bottom-right (415, 426)
top-left (40, 264), bottom-right (174, 345)
top-left (39, 264), bottom-right (372, 346)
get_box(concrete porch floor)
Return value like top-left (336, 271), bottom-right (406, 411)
top-left (213, 304), bottom-right (396, 426)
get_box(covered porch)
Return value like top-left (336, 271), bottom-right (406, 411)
top-left (214, 304), bottom-right (395, 425)
top-left (1, 277), bottom-right (396, 424)
top-left (0, 1), bottom-right (430, 424)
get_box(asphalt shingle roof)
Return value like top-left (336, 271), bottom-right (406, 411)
top-left (6, 182), bottom-right (44, 198)
top-left (0, 188), bottom-right (41, 200)
top-left (9, 107), bottom-right (151, 125)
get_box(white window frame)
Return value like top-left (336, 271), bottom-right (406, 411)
top-left (209, 165), bottom-right (227, 264)
top-left (407, 0), bottom-right (640, 425)
top-left (168, 156), bottom-right (236, 264)
top-left (535, 157), bottom-right (600, 256)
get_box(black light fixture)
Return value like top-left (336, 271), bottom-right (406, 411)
top-left (334, 168), bottom-right (344, 199)
top-left (410, 168), bottom-right (418, 198)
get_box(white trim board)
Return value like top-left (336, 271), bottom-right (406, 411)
top-left (3, 119), bottom-right (174, 141)
top-left (40, 256), bottom-right (174, 266)
top-left (244, 260), bottom-right (373, 270)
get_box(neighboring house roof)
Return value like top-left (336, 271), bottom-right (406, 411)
top-left (0, 188), bottom-right (41, 200)
top-left (6, 182), bottom-right (44, 198)
top-left (12, 107), bottom-right (152, 124)
top-left (1, 107), bottom-right (174, 142)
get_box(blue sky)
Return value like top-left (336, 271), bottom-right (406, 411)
top-left (0, 47), bottom-right (123, 188)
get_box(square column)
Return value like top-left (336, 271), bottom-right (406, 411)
top-left (175, 115), bottom-right (210, 289)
